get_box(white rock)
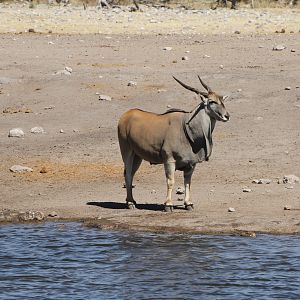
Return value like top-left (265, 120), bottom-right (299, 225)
top-left (48, 211), bottom-right (58, 217)
top-left (158, 89), bottom-right (167, 93)
top-left (284, 205), bottom-right (291, 210)
top-left (228, 207), bottom-right (236, 212)
top-left (59, 129), bottom-right (65, 133)
top-left (99, 94), bottom-right (112, 101)
top-left (30, 127), bottom-right (45, 134)
top-left (8, 128), bottom-right (24, 138)
top-left (53, 66), bottom-right (72, 76)
top-left (163, 47), bottom-right (172, 51)
top-left (127, 81), bottom-right (137, 87)
top-left (252, 178), bottom-right (272, 184)
top-left (10, 165), bottom-right (33, 173)
top-left (64, 66), bottom-right (72, 73)
top-left (285, 186), bottom-right (294, 189)
top-left (181, 56), bottom-right (189, 61)
top-left (243, 188), bottom-right (252, 192)
top-left (44, 105), bottom-right (55, 110)
top-left (283, 175), bottom-right (299, 184)
top-left (219, 64), bottom-right (224, 69)
top-left (285, 86), bottom-right (291, 90)
top-left (273, 44), bottom-right (286, 51)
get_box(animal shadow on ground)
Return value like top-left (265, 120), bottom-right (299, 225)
top-left (86, 201), bottom-right (186, 211)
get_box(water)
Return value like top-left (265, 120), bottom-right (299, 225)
top-left (0, 223), bottom-right (299, 300)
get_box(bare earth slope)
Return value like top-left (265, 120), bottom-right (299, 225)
top-left (0, 4), bottom-right (300, 234)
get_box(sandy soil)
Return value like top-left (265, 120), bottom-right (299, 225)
top-left (0, 3), bottom-right (300, 234)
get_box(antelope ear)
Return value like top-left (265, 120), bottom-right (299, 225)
top-left (222, 95), bottom-right (230, 101)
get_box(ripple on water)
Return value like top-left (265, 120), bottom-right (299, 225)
top-left (0, 222), bottom-right (299, 299)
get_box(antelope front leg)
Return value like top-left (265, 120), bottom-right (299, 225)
top-left (164, 161), bottom-right (176, 211)
top-left (183, 165), bottom-right (195, 210)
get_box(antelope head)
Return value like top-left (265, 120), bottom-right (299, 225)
top-left (173, 75), bottom-right (230, 122)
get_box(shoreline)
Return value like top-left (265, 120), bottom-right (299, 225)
top-left (1, 211), bottom-right (300, 236)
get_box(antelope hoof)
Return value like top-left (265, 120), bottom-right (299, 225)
top-left (185, 204), bottom-right (194, 211)
top-left (164, 205), bottom-right (173, 213)
top-left (127, 202), bottom-right (136, 209)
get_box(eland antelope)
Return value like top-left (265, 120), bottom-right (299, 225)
top-left (118, 76), bottom-right (230, 211)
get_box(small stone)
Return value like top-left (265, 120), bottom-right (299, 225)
top-left (163, 47), bottom-right (172, 51)
top-left (285, 86), bottom-right (291, 90)
top-left (252, 178), bottom-right (272, 184)
top-left (44, 105), bottom-right (55, 110)
top-left (203, 55), bottom-right (210, 58)
top-left (181, 56), bottom-right (189, 61)
top-left (291, 49), bottom-right (296, 53)
top-left (8, 128), bottom-right (25, 138)
top-left (273, 45), bottom-right (286, 51)
top-left (284, 205), bottom-right (291, 210)
top-left (10, 165), bottom-right (33, 173)
top-left (48, 41), bottom-right (54, 45)
top-left (30, 126), bottom-right (45, 134)
top-left (285, 185), bottom-right (294, 189)
top-left (19, 211), bottom-right (45, 221)
top-left (243, 188), bottom-right (252, 193)
top-left (99, 94), bottom-right (112, 101)
top-left (40, 166), bottom-right (48, 174)
top-left (59, 129), bottom-right (65, 133)
top-left (228, 207), bottom-right (235, 212)
top-left (34, 211), bottom-right (45, 221)
top-left (48, 211), bottom-right (59, 217)
top-left (237, 88), bottom-right (242, 92)
top-left (53, 67), bottom-right (72, 76)
top-left (219, 64), bottom-right (224, 69)
top-left (166, 104), bottom-right (172, 108)
top-left (283, 175), bottom-right (299, 184)
top-left (127, 81), bottom-right (137, 87)
top-left (176, 187), bottom-right (185, 195)
top-left (234, 30), bottom-right (241, 34)
top-left (28, 28), bottom-right (35, 33)
top-left (64, 66), bottom-right (72, 73)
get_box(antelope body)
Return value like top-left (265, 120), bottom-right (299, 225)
top-left (118, 76), bottom-right (230, 211)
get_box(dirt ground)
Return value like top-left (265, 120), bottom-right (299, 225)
top-left (0, 3), bottom-right (300, 234)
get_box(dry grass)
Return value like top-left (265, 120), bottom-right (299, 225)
top-left (15, 160), bottom-right (123, 182)
top-left (1, 0), bottom-right (299, 8)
